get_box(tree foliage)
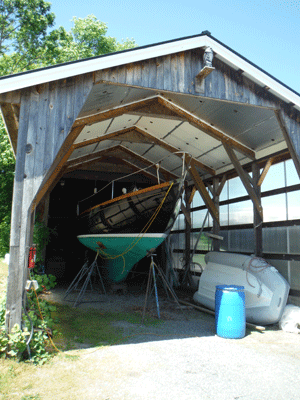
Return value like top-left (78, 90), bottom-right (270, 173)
top-left (0, 118), bottom-right (15, 256)
top-left (0, 0), bottom-right (56, 75)
top-left (0, 2), bottom-right (136, 255)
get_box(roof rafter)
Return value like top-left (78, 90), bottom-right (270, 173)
top-left (66, 144), bottom-right (179, 181)
top-left (157, 97), bottom-right (256, 160)
top-left (74, 95), bottom-right (256, 162)
top-left (74, 125), bottom-right (215, 176)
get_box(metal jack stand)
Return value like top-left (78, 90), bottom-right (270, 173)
top-left (141, 249), bottom-right (187, 323)
top-left (64, 252), bottom-right (106, 307)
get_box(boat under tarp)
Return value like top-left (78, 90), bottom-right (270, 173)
top-left (193, 252), bottom-right (290, 325)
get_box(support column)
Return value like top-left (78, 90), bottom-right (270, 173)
top-left (252, 162), bottom-right (263, 257)
top-left (212, 177), bottom-right (221, 251)
top-left (6, 76), bottom-right (94, 332)
top-left (184, 184), bottom-right (192, 279)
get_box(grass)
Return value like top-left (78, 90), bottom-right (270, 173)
top-left (51, 302), bottom-right (160, 350)
top-left (0, 257), bottom-right (162, 399)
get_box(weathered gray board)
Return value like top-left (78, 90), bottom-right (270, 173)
top-left (95, 49), bottom-right (300, 177)
top-left (6, 75), bottom-right (93, 331)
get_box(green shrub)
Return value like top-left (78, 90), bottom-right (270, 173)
top-left (0, 273), bottom-right (58, 364)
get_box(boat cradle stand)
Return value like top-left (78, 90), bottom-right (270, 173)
top-left (64, 252), bottom-right (106, 307)
top-left (141, 249), bottom-right (188, 323)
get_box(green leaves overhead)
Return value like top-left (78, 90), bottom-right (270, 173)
top-left (0, 0), bottom-right (55, 74)
top-left (0, 3), bottom-right (136, 75)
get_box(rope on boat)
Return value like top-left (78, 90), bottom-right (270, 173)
top-left (97, 182), bottom-right (174, 270)
top-left (77, 151), bottom-right (190, 209)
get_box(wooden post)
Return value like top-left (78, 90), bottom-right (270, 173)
top-left (212, 177), bottom-right (221, 251)
top-left (183, 184), bottom-right (192, 285)
top-left (252, 162), bottom-right (263, 257)
top-left (6, 76), bottom-right (93, 332)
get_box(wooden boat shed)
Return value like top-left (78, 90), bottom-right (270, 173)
top-left (1, 31), bottom-right (300, 331)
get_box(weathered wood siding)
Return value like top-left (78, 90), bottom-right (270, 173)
top-left (6, 74), bottom-right (93, 331)
top-left (95, 48), bottom-right (300, 174)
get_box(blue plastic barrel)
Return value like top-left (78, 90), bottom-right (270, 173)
top-left (215, 285), bottom-right (246, 339)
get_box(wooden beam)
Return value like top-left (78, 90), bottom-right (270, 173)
top-left (252, 162), bottom-right (263, 257)
top-left (275, 110), bottom-right (300, 180)
top-left (116, 145), bottom-right (179, 180)
top-left (257, 157), bottom-right (274, 186)
top-left (223, 143), bottom-right (263, 220)
top-left (188, 185), bottom-right (197, 204)
top-left (66, 144), bottom-right (179, 181)
top-left (157, 97), bottom-right (256, 160)
top-left (216, 175), bottom-right (227, 196)
top-left (74, 125), bottom-right (215, 176)
top-left (73, 96), bottom-right (160, 128)
top-left (73, 94), bottom-right (254, 162)
top-left (180, 202), bottom-right (191, 226)
top-left (188, 160), bottom-right (219, 224)
top-left (0, 103), bottom-right (19, 154)
top-left (31, 125), bottom-right (84, 210)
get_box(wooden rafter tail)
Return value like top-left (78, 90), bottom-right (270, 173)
top-left (188, 161), bottom-right (219, 224)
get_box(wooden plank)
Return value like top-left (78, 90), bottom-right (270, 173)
top-left (6, 90), bottom-right (31, 332)
top-left (73, 96), bottom-right (159, 128)
top-left (0, 103), bottom-right (19, 154)
top-left (188, 160), bottom-right (219, 224)
top-left (180, 202), bottom-right (191, 226)
top-left (73, 124), bottom-right (215, 176)
top-left (184, 50), bottom-right (192, 94)
top-left (34, 83), bottom-right (51, 192)
top-left (188, 185), bottom-right (197, 204)
top-left (216, 175), bottom-right (227, 196)
top-left (275, 109), bottom-right (300, 179)
top-left (115, 145), bottom-right (179, 180)
top-left (252, 162), bottom-right (263, 257)
top-left (177, 52), bottom-right (185, 93)
top-left (156, 56), bottom-right (164, 90)
top-left (196, 66), bottom-right (215, 80)
top-left (148, 57), bottom-right (157, 89)
top-left (163, 55), bottom-right (171, 91)
top-left (212, 177), bottom-right (221, 251)
top-left (223, 142), bottom-right (263, 220)
top-left (170, 53), bottom-right (178, 93)
top-left (0, 90), bottom-right (21, 104)
top-left (257, 157), bottom-right (274, 186)
top-left (157, 97), bottom-right (256, 160)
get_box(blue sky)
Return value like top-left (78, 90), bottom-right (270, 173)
top-left (49, 0), bottom-right (300, 93)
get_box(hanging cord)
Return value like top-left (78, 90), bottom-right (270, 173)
top-left (77, 151), bottom-right (189, 208)
top-left (98, 182), bottom-right (174, 268)
top-left (31, 287), bottom-right (61, 353)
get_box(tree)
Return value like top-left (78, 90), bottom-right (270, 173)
top-left (0, 4), bottom-right (136, 256)
top-left (0, 118), bottom-right (15, 256)
top-left (0, 0), bottom-right (56, 75)
top-left (42, 15), bottom-right (136, 66)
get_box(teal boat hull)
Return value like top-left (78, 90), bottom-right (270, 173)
top-left (77, 233), bottom-right (167, 282)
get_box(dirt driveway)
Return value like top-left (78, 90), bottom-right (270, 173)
top-left (2, 287), bottom-right (300, 400)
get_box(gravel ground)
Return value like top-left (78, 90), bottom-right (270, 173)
top-left (44, 285), bottom-right (300, 400)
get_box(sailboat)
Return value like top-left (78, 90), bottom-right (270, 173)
top-left (77, 175), bottom-right (184, 282)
